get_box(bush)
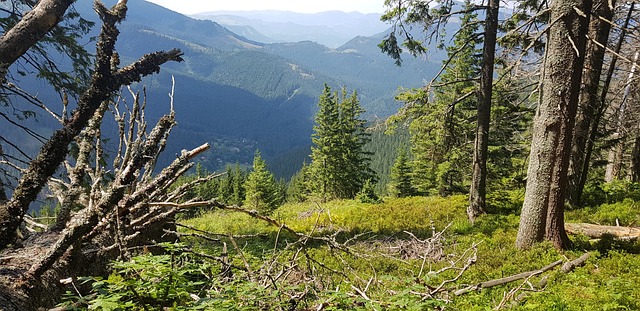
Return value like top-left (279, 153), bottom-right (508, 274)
top-left (581, 180), bottom-right (640, 207)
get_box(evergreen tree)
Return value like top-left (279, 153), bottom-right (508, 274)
top-left (309, 85), bottom-right (341, 202)
top-left (218, 165), bottom-right (234, 204)
top-left (395, 3), bottom-right (480, 196)
top-left (287, 163), bottom-right (310, 203)
top-left (231, 163), bottom-right (246, 206)
top-left (244, 150), bottom-right (278, 214)
top-left (274, 178), bottom-right (288, 207)
top-left (308, 84), bottom-right (374, 201)
top-left (388, 147), bottom-right (415, 198)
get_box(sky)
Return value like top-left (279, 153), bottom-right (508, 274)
top-left (145, 0), bottom-right (386, 15)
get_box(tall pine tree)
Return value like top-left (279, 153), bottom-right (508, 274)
top-left (308, 85), bottom-right (374, 201)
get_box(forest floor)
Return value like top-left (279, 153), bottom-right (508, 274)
top-left (176, 193), bottom-right (640, 310)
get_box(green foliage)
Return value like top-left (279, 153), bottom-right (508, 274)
top-left (286, 162), bottom-right (311, 203)
top-left (58, 244), bottom-right (308, 311)
top-left (61, 193), bottom-right (640, 310)
top-left (567, 199), bottom-right (639, 227)
top-left (380, 0), bottom-right (455, 63)
top-left (59, 244), bottom-right (214, 310)
top-left (485, 77), bottom-right (534, 193)
top-left (356, 179), bottom-right (381, 204)
top-left (391, 3), bottom-right (480, 196)
top-left (244, 150), bottom-right (281, 214)
top-left (581, 180), bottom-right (640, 207)
top-left (363, 124), bottom-right (410, 195)
top-left (387, 147), bottom-right (416, 197)
top-left (0, 2), bottom-right (94, 95)
top-left (308, 84), bottom-right (375, 201)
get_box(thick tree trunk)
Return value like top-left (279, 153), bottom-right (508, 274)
top-left (569, 0), bottom-right (615, 205)
top-left (516, 0), bottom-right (592, 250)
top-left (468, 0), bottom-right (499, 223)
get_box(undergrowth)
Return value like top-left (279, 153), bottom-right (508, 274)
top-left (59, 194), bottom-right (640, 310)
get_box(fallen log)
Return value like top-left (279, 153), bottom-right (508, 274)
top-left (565, 223), bottom-right (640, 239)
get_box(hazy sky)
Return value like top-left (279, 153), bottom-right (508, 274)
top-left (145, 0), bottom-right (386, 15)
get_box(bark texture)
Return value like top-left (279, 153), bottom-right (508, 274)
top-left (468, 0), bottom-right (499, 223)
top-left (516, 0), bottom-right (592, 250)
top-left (576, 3), bottom-right (634, 202)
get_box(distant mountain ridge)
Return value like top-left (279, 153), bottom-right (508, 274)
top-left (191, 10), bottom-right (389, 48)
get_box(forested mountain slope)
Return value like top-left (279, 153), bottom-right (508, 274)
top-left (2, 0), bottom-right (441, 175)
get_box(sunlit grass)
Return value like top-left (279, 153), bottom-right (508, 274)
top-left (178, 194), bottom-right (640, 310)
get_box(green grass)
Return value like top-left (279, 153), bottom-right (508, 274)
top-left (181, 195), bottom-right (638, 310)
top-left (72, 194), bottom-right (640, 310)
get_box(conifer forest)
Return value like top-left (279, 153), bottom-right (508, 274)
top-left (0, 0), bottom-right (639, 310)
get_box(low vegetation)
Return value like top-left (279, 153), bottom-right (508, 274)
top-left (58, 193), bottom-right (640, 310)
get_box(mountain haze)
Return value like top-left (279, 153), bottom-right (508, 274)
top-left (191, 10), bottom-right (389, 48)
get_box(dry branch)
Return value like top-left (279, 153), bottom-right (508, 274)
top-left (454, 259), bottom-right (563, 296)
top-left (561, 252), bottom-right (590, 273)
top-left (0, 0), bottom-right (184, 249)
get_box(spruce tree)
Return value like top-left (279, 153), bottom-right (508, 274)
top-left (218, 165), bottom-right (234, 204)
top-left (398, 2), bottom-right (480, 196)
top-left (287, 163), bottom-right (311, 203)
top-left (309, 85), bottom-right (341, 201)
top-left (338, 89), bottom-right (375, 198)
top-left (308, 84), bottom-right (374, 201)
top-left (388, 147), bottom-right (415, 198)
top-left (244, 150), bottom-right (278, 213)
top-left (231, 163), bottom-right (246, 206)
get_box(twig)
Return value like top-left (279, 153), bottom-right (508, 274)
top-left (228, 233), bottom-right (254, 279)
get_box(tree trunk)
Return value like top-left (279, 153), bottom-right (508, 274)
top-left (605, 51), bottom-right (639, 182)
top-left (569, 0), bottom-right (615, 205)
top-left (630, 135), bottom-right (640, 182)
top-left (468, 0), bottom-right (499, 223)
top-left (576, 3), bottom-right (635, 203)
top-left (516, 0), bottom-right (592, 250)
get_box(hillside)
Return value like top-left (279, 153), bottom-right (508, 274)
top-left (2, 0), bottom-right (443, 175)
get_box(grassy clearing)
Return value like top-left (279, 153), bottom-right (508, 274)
top-left (177, 195), bottom-right (640, 310)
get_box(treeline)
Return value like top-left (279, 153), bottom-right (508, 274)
top-left (178, 84), bottom-right (379, 213)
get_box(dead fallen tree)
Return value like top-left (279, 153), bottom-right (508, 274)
top-left (455, 252), bottom-right (591, 297)
top-left (0, 1), bottom-right (202, 310)
top-left (565, 223), bottom-right (640, 239)
top-left (454, 259), bottom-right (563, 296)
